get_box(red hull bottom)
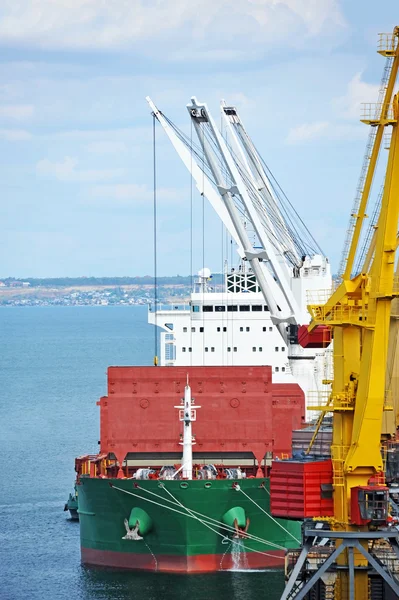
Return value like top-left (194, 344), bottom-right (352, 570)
top-left (81, 547), bottom-right (285, 573)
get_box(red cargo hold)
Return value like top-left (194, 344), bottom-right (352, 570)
top-left (270, 459), bottom-right (334, 519)
top-left (97, 365), bottom-right (305, 468)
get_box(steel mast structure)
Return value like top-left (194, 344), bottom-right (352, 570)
top-left (281, 27), bottom-right (399, 600)
top-left (146, 96), bottom-right (332, 413)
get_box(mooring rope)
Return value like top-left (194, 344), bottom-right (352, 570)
top-left (237, 486), bottom-right (300, 544)
top-left (113, 483), bottom-right (285, 551)
top-left (111, 484), bottom-right (285, 560)
top-left (136, 483), bottom-right (287, 550)
top-left (160, 482), bottom-right (234, 542)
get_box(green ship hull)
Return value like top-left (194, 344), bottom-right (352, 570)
top-left (78, 476), bottom-right (300, 573)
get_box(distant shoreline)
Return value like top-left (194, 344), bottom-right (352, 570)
top-left (0, 282), bottom-right (194, 307)
top-left (0, 274), bottom-right (223, 288)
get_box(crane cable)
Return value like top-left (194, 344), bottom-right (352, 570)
top-left (153, 113), bottom-right (158, 366)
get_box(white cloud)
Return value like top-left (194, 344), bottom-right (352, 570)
top-left (36, 156), bottom-right (124, 182)
top-left (286, 72), bottom-right (383, 145)
top-left (332, 72), bottom-right (380, 119)
top-left (286, 121), bottom-right (368, 144)
top-left (0, 128), bottom-right (31, 141)
top-left (85, 141), bottom-right (128, 154)
top-left (53, 126), bottom-right (151, 143)
top-left (0, 0), bottom-right (345, 53)
top-left (0, 104), bottom-right (34, 119)
top-left (286, 121), bottom-right (329, 144)
top-left (89, 183), bottom-right (183, 204)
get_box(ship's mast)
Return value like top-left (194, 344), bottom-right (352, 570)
top-left (175, 377), bottom-right (200, 480)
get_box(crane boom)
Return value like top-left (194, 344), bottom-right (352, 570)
top-left (145, 96), bottom-right (243, 253)
top-left (220, 101), bottom-right (302, 267)
top-left (187, 96), bottom-right (301, 336)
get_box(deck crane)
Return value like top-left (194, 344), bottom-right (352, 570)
top-left (146, 96), bottom-right (332, 413)
top-left (280, 27), bottom-right (399, 600)
top-left (219, 100), bottom-right (302, 276)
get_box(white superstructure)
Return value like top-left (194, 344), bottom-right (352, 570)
top-left (148, 263), bottom-right (332, 395)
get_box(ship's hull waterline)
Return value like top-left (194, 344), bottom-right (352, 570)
top-left (78, 476), bottom-right (300, 573)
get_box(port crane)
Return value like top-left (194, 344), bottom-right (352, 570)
top-left (146, 96), bottom-right (332, 413)
top-left (280, 27), bottom-right (399, 600)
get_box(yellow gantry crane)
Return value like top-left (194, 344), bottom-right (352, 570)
top-left (281, 27), bottom-right (399, 600)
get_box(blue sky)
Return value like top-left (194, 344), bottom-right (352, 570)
top-left (0, 0), bottom-right (398, 277)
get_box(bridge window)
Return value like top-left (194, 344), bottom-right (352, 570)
top-left (264, 306), bottom-right (269, 311)
top-left (263, 327), bottom-right (267, 332)
top-left (203, 305), bottom-right (213, 312)
top-left (252, 305), bottom-right (262, 312)
top-left (165, 344), bottom-right (176, 360)
top-left (215, 305), bottom-right (226, 312)
top-left (227, 305), bottom-right (238, 312)
top-left (192, 305), bottom-right (200, 313)
top-left (223, 327), bottom-right (227, 332)
top-left (239, 305), bottom-right (250, 312)
top-left (275, 347), bottom-right (279, 351)
top-left (281, 347), bottom-right (285, 351)
top-left (200, 327), bottom-right (204, 332)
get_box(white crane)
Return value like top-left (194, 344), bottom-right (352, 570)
top-left (146, 95), bottom-right (332, 416)
top-left (220, 100), bottom-right (302, 274)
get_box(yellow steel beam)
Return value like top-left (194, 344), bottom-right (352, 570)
top-left (343, 31), bottom-right (399, 280)
top-left (346, 95), bottom-right (399, 474)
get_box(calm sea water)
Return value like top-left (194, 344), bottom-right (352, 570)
top-left (0, 306), bottom-right (284, 600)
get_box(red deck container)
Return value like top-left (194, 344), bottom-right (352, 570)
top-left (270, 459), bottom-right (334, 519)
top-left (298, 324), bottom-right (332, 348)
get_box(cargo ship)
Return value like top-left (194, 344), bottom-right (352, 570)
top-left (67, 96), bottom-right (333, 572)
top-left (74, 365), bottom-right (303, 572)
